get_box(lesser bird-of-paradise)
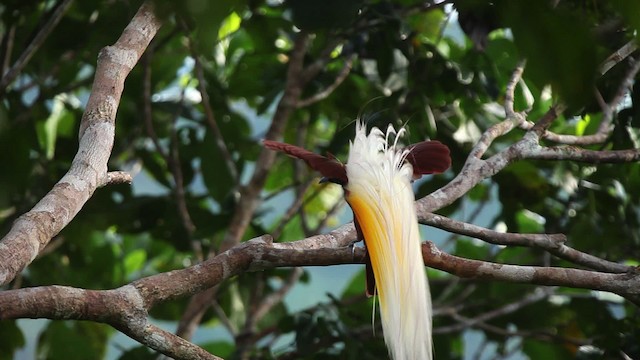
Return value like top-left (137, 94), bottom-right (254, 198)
top-left (264, 121), bottom-right (451, 360)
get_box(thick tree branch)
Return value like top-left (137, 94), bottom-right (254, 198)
top-left (2, 236), bottom-right (639, 321)
top-left (0, 1), bottom-right (162, 286)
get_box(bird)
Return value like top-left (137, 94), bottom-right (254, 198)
top-left (264, 121), bottom-right (450, 360)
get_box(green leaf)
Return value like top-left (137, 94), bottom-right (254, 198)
top-left (117, 346), bottom-right (156, 360)
top-left (123, 249), bottom-right (147, 278)
top-left (37, 321), bottom-right (111, 360)
top-left (200, 130), bottom-right (235, 202)
top-left (455, 238), bottom-right (489, 260)
top-left (515, 209), bottom-right (545, 233)
top-left (200, 341), bottom-right (234, 358)
top-left (36, 96), bottom-right (76, 159)
top-left (500, 1), bottom-right (600, 108)
top-left (0, 321), bottom-right (25, 360)
top-left (219, 12), bottom-right (241, 40)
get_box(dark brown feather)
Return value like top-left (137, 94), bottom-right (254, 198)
top-left (354, 215), bottom-right (376, 297)
top-left (405, 141), bottom-right (451, 179)
top-left (263, 140), bottom-right (348, 185)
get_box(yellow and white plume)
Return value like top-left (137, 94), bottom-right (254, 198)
top-left (345, 122), bottom-right (432, 360)
top-left (264, 121), bottom-right (450, 360)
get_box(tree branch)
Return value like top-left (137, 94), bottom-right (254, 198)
top-left (3, 236), bottom-right (639, 321)
top-left (420, 213), bottom-right (632, 273)
top-left (297, 54), bottom-right (355, 108)
top-left (435, 287), bottom-right (553, 334)
top-left (422, 242), bottom-right (640, 305)
top-left (0, 1), bottom-right (162, 286)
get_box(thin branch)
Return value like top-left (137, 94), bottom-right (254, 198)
top-left (142, 51), bottom-right (169, 159)
top-left (421, 213), bottom-right (631, 273)
top-left (600, 40), bottom-right (638, 75)
top-left (528, 104), bottom-right (566, 137)
top-left (218, 31), bottom-right (310, 253)
top-left (188, 38), bottom-right (239, 184)
top-left (169, 116), bottom-right (198, 238)
top-left (0, 0), bottom-right (74, 91)
top-left (1, 23), bottom-right (17, 76)
top-left (435, 287), bottom-right (553, 334)
top-left (600, 57), bottom-right (640, 127)
top-left (299, 37), bottom-right (344, 84)
top-left (504, 59), bottom-right (526, 120)
top-left (211, 300), bottom-right (237, 335)
top-left (176, 31), bottom-right (314, 341)
top-left (142, 50), bottom-right (200, 258)
top-left (297, 55), bottom-right (355, 108)
top-left (237, 267), bottom-right (305, 359)
top-left (466, 61), bottom-right (529, 161)
top-left (471, 320), bottom-right (590, 347)
top-left (520, 58), bottom-right (640, 145)
top-left (422, 242), bottom-right (640, 305)
top-left (311, 196), bottom-right (345, 234)
top-left (523, 145), bottom-right (640, 163)
top-left (253, 267), bottom-right (303, 323)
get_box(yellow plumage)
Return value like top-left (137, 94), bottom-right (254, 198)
top-left (345, 122), bottom-right (433, 360)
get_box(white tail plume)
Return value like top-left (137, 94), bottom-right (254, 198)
top-left (345, 122), bottom-right (433, 360)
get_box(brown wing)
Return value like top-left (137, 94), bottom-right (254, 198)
top-left (405, 140), bottom-right (451, 179)
top-left (353, 214), bottom-right (376, 297)
top-left (263, 140), bottom-right (348, 185)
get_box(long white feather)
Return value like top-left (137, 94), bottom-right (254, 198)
top-left (345, 122), bottom-right (433, 360)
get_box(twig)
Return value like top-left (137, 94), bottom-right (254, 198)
top-left (467, 61), bottom-right (529, 160)
top-left (519, 58), bottom-right (640, 145)
top-left (504, 59), bottom-right (526, 120)
top-left (142, 50), bottom-right (200, 258)
top-left (435, 287), bottom-right (553, 334)
top-left (218, 31), bottom-right (310, 253)
top-left (311, 197), bottom-right (345, 234)
top-left (211, 300), bottom-right (237, 335)
top-left (297, 55), bottom-right (355, 108)
top-left (528, 104), bottom-right (566, 137)
top-left (1, 24), bottom-right (16, 76)
top-left (169, 116), bottom-right (198, 239)
top-left (0, 0), bottom-right (74, 91)
top-left (188, 38), bottom-right (239, 184)
top-left (142, 51), bottom-right (169, 159)
top-left (600, 40), bottom-right (638, 75)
